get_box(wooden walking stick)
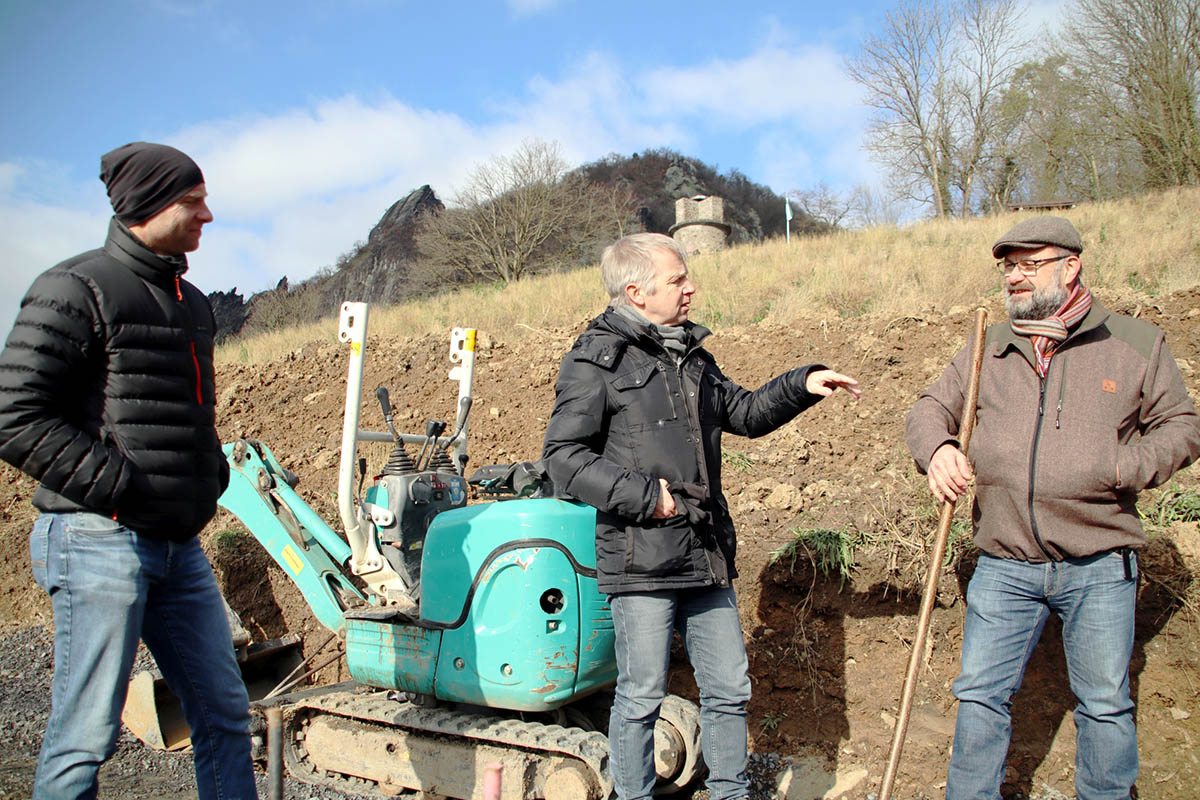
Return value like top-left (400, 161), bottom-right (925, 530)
top-left (879, 307), bottom-right (988, 800)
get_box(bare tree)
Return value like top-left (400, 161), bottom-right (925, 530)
top-left (950, 0), bottom-right (1027, 215)
top-left (848, 0), bottom-right (958, 217)
top-left (787, 183), bottom-right (853, 231)
top-left (847, 0), bottom-right (1027, 217)
top-left (415, 139), bottom-right (636, 286)
top-left (847, 182), bottom-right (906, 228)
top-left (1060, 0), bottom-right (1200, 189)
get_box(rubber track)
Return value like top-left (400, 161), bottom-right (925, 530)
top-left (285, 690), bottom-right (613, 798)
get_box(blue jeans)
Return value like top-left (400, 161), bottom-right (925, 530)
top-left (609, 586), bottom-right (750, 800)
top-left (947, 551), bottom-right (1138, 800)
top-left (29, 512), bottom-right (256, 800)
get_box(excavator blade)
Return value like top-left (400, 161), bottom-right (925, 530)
top-left (122, 634), bottom-right (304, 751)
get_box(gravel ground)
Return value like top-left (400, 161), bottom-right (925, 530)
top-left (0, 626), bottom-right (786, 800)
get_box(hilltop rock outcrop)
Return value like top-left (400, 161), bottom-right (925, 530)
top-left (319, 184), bottom-right (444, 308)
top-left (208, 185), bottom-right (443, 341)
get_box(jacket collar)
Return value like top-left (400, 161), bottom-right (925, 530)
top-left (103, 217), bottom-right (189, 289)
top-left (590, 306), bottom-right (711, 349)
top-left (574, 308), bottom-right (711, 370)
top-left (992, 298), bottom-right (1112, 361)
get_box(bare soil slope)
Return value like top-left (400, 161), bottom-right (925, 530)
top-left (2, 289), bottom-right (1198, 799)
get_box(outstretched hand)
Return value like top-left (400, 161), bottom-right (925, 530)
top-left (806, 369), bottom-right (862, 399)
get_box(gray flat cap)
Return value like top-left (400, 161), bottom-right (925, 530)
top-left (992, 216), bottom-right (1083, 258)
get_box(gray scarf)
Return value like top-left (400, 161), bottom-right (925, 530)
top-left (613, 305), bottom-right (689, 363)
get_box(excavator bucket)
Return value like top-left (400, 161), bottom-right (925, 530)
top-left (122, 597), bottom-right (307, 750)
top-left (122, 634), bottom-right (304, 750)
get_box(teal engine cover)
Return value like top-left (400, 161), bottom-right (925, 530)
top-left (345, 498), bottom-right (617, 712)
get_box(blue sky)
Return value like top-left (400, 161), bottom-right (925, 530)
top-left (0, 0), bottom-right (1064, 333)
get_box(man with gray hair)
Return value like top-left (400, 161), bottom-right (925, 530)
top-left (907, 216), bottom-right (1200, 798)
top-left (543, 232), bottom-right (860, 800)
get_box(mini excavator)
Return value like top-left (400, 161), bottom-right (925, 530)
top-left (125, 302), bottom-right (704, 800)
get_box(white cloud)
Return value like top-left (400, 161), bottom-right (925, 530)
top-left (641, 44), bottom-right (863, 129)
top-left (502, 53), bottom-right (691, 159)
top-left (0, 160), bottom-right (112, 334)
top-left (170, 96), bottom-right (485, 220)
top-left (191, 179), bottom-right (425, 297)
top-left (160, 95), bottom-right (505, 298)
top-left (164, 72), bottom-right (689, 298)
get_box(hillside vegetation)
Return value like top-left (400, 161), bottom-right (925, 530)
top-left (220, 186), bottom-right (1200, 365)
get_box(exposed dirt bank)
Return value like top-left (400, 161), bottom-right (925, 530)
top-left (2, 287), bottom-right (1198, 799)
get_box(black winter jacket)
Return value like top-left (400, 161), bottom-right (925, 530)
top-left (0, 218), bottom-right (228, 541)
top-left (542, 309), bottom-right (823, 594)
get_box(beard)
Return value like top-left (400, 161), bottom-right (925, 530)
top-left (1006, 265), bottom-right (1069, 320)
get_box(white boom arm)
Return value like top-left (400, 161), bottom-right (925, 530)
top-left (336, 302), bottom-right (477, 604)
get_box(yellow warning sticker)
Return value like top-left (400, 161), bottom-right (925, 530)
top-left (465, 329), bottom-right (476, 351)
top-left (282, 545), bottom-right (305, 576)
top-left (350, 342), bottom-right (361, 356)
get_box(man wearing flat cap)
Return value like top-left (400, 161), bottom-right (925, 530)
top-left (0, 143), bottom-right (256, 799)
top-left (906, 216), bottom-right (1200, 799)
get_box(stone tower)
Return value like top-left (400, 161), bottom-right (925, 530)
top-left (669, 195), bottom-right (731, 254)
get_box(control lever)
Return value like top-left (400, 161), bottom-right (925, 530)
top-left (436, 397), bottom-right (473, 452)
top-left (376, 387), bottom-right (401, 442)
top-left (355, 456), bottom-right (368, 511)
top-left (414, 419), bottom-right (447, 472)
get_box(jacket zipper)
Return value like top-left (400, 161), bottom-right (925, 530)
top-left (176, 275), bottom-right (203, 406)
top-left (1027, 375), bottom-right (1058, 561)
top-left (1055, 361), bottom-right (1067, 429)
top-left (657, 362), bottom-right (677, 418)
top-left (189, 342), bottom-right (203, 405)
top-left (676, 356), bottom-right (720, 585)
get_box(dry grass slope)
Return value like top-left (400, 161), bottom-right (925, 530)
top-left (219, 186), bottom-right (1200, 365)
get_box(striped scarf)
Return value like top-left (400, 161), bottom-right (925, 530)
top-left (1010, 282), bottom-right (1093, 377)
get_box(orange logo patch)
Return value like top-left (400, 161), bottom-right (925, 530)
top-left (1102, 379), bottom-right (1117, 394)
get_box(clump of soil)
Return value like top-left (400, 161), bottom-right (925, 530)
top-left (1, 287), bottom-right (1198, 799)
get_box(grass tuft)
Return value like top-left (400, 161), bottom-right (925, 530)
top-left (770, 526), bottom-right (861, 590)
top-left (1142, 483), bottom-right (1200, 530)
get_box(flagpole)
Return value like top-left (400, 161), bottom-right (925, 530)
top-left (785, 199), bottom-right (792, 244)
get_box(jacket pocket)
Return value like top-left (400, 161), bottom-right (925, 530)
top-left (29, 516), bottom-right (52, 591)
top-left (625, 518), bottom-right (695, 575)
top-left (612, 362), bottom-right (677, 425)
top-left (1038, 420), bottom-right (1119, 500)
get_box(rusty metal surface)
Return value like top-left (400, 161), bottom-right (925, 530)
top-left (121, 669), bottom-right (190, 751)
top-left (121, 635), bottom-right (305, 751)
top-left (655, 695), bottom-right (705, 794)
top-left (281, 689), bottom-right (613, 799)
top-left (302, 714), bottom-right (572, 799)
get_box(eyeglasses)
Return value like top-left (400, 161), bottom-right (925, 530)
top-left (997, 254), bottom-right (1070, 276)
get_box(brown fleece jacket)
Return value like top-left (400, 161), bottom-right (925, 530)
top-left (907, 300), bottom-right (1200, 562)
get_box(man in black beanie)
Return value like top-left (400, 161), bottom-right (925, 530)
top-left (0, 143), bottom-right (257, 799)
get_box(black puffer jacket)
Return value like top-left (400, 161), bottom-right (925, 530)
top-left (0, 218), bottom-right (228, 541)
top-left (542, 309), bottom-right (823, 594)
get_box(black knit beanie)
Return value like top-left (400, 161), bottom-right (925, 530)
top-left (99, 142), bottom-right (204, 225)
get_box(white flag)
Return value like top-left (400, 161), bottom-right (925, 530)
top-left (785, 200), bottom-right (794, 221)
